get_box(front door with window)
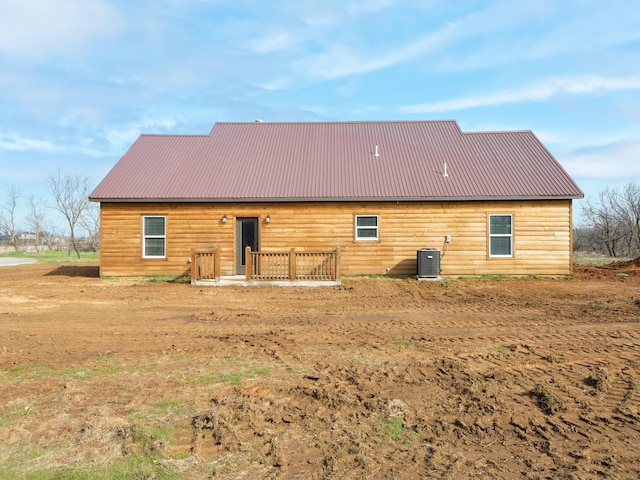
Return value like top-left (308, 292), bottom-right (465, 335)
top-left (236, 217), bottom-right (259, 274)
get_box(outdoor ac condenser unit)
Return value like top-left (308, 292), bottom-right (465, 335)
top-left (417, 249), bottom-right (440, 278)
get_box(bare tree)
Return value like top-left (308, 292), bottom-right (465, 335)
top-left (0, 187), bottom-right (21, 251)
top-left (26, 195), bottom-right (48, 253)
top-left (48, 172), bottom-right (91, 259)
top-left (41, 223), bottom-right (63, 251)
top-left (581, 188), bottom-right (626, 257)
top-left (580, 181), bottom-right (640, 258)
top-left (618, 182), bottom-right (640, 251)
top-left (79, 201), bottom-right (100, 252)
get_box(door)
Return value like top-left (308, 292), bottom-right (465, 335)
top-left (236, 217), bottom-right (259, 274)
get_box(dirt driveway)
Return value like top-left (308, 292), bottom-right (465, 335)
top-left (1, 261), bottom-right (639, 478)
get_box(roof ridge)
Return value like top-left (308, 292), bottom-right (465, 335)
top-left (140, 133), bottom-right (208, 137)
top-left (462, 129), bottom-right (533, 135)
top-left (214, 120), bottom-right (459, 125)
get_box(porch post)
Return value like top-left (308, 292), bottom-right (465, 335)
top-left (213, 246), bottom-right (220, 282)
top-left (245, 245), bottom-right (252, 281)
top-left (289, 248), bottom-right (296, 280)
top-left (334, 246), bottom-right (341, 280)
top-left (190, 248), bottom-right (197, 281)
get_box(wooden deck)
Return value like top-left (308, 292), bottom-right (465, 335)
top-left (246, 247), bottom-right (340, 281)
top-left (191, 247), bottom-right (341, 284)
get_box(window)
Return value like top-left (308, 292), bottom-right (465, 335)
top-left (489, 214), bottom-right (512, 257)
top-left (355, 215), bottom-right (378, 241)
top-left (143, 216), bottom-right (166, 258)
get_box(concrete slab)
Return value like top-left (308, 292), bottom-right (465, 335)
top-left (192, 275), bottom-right (340, 287)
top-left (0, 258), bottom-right (37, 267)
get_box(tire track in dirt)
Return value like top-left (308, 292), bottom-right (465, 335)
top-left (3, 264), bottom-right (640, 478)
top-left (181, 309), bottom-right (640, 476)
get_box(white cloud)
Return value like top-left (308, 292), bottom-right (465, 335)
top-left (301, 21), bottom-right (458, 79)
top-left (248, 31), bottom-right (294, 54)
top-left (344, 0), bottom-right (401, 16)
top-left (0, 131), bottom-right (122, 158)
top-left (401, 75), bottom-right (640, 113)
top-left (0, 0), bottom-right (123, 59)
top-left (526, 2), bottom-right (640, 61)
top-left (433, 1), bottom-right (640, 72)
top-left (258, 78), bottom-right (291, 91)
top-left (0, 118), bottom-right (176, 158)
top-left (560, 135), bottom-right (640, 180)
top-left (0, 134), bottom-right (57, 153)
top-left (103, 119), bottom-right (177, 150)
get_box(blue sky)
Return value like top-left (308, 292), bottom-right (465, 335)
top-left (1, 0), bottom-right (639, 228)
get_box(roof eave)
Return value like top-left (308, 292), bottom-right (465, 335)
top-left (90, 194), bottom-right (584, 203)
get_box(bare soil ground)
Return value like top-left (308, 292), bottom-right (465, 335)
top-left (1, 261), bottom-right (640, 479)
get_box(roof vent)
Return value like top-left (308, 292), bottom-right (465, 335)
top-left (255, 119), bottom-right (263, 123)
top-left (374, 145), bottom-right (380, 157)
top-left (443, 162), bottom-right (449, 177)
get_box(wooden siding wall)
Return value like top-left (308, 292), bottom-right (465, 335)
top-left (99, 200), bottom-right (573, 277)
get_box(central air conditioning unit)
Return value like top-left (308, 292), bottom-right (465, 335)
top-left (417, 249), bottom-right (440, 278)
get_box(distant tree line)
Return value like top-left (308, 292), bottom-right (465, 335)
top-left (0, 173), bottom-right (99, 258)
top-left (575, 181), bottom-right (640, 259)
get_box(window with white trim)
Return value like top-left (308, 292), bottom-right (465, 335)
top-left (143, 216), bottom-right (166, 258)
top-left (489, 214), bottom-right (513, 257)
top-left (355, 215), bottom-right (379, 241)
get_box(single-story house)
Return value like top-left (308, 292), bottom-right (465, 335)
top-left (89, 120), bottom-right (583, 279)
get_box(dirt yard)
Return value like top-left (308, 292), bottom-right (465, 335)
top-left (1, 261), bottom-right (639, 479)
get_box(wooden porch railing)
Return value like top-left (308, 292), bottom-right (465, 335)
top-left (246, 247), bottom-right (341, 281)
top-left (191, 247), bottom-right (220, 281)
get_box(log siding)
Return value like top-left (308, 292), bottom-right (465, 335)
top-left (99, 200), bottom-right (574, 277)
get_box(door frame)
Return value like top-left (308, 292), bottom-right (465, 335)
top-left (235, 217), bottom-right (259, 274)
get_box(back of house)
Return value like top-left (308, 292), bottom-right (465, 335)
top-left (89, 120), bottom-right (583, 278)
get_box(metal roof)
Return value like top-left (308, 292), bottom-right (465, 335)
top-left (90, 121), bottom-right (583, 202)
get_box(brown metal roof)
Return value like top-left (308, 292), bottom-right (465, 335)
top-left (89, 121), bottom-right (583, 202)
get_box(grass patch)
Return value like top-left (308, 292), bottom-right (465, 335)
top-left (2, 361), bottom-right (126, 383)
top-left (193, 365), bottom-right (271, 386)
top-left (493, 344), bottom-right (516, 353)
top-left (531, 383), bottom-right (566, 415)
top-left (151, 424), bottom-right (174, 444)
top-left (393, 340), bottom-right (415, 350)
top-left (0, 411), bottom-right (12, 427)
top-left (101, 274), bottom-right (189, 284)
top-left (385, 417), bottom-right (405, 440)
top-left (5, 363), bottom-right (39, 373)
top-left (169, 354), bottom-right (193, 362)
top-left (94, 352), bottom-right (117, 362)
top-left (252, 366), bottom-right (271, 376)
top-left (152, 399), bottom-right (188, 416)
top-left (375, 417), bottom-right (416, 444)
top-left (573, 254), bottom-right (633, 266)
top-left (144, 274), bottom-right (190, 283)
top-left (220, 372), bottom-right (243, 385)
top-left (87, 452), bottom-right (179, 479)
top-left (125, 423), bottom-right (174, 448)
top-left (585, 367), bottom-right (611, 393)
top-left (63, 364), bottom-right (125, 379)
top-left (478, 274), bottom-right (509, 280)
top-left (0, 250), bottom-right (99, 264)
top-left (193, 371), bottom-right (219, 385)
top-left (0, 445), bottom-right (47, 479)
top-left (129, 399), bottom-right (193, 421)
top-left (0, 451), bottom-right (182, 480)
top-left (1, 364), bottom-right (54, 382)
